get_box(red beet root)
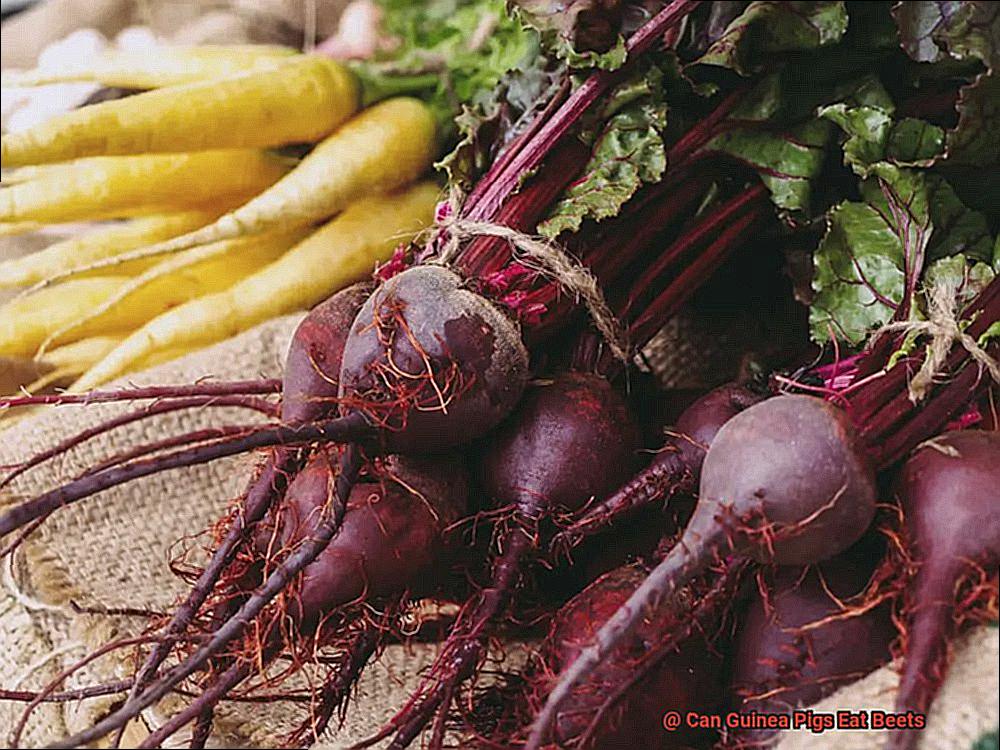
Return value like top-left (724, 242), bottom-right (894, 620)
top-left (730, 556), bottom-right (895, 747)
top-left (265, 449), bottom-right (469, 626)
top-left (558, 382), bottom-right (764, 547)
top-left (888, 430), bottom-right (1000, 750)
top-left (523, 563), bottom-right (727, 750)
top-left (339, 265), bottom-right (530, 453)
top-left (363, 371), bottom-right (641, 748)
top-left (526, 394), bottom-right (879, 749)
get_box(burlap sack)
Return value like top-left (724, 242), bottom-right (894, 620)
top-left (2, 312), bottom-right (997, 749)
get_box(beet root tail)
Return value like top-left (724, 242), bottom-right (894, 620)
top-left (0, 413), bottom-right (370, 537)
top-left (356, 527), bottom-right (535, 750)
top-left (287, 625), bottom-right (380, 747)
top-left (887, 565), bottom-right (962, 750)
top-left (128, 447), bottom-right (306, 711)
top-left (47, 445), bottom-right (365, 749)
top-left (553, 449), bottom-right (691, 554)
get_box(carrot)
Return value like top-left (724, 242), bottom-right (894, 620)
top-left (1, 45), bottom-right (297, 89)
top-left (0, 223), bottom-right (40, 237)
top-left (87, 98), bottom-right (438, 268)
top-left (71, 181), bottom-right (439, 390)
top-left (26, 336), bottom-right (125, 392)
top-left (0, 277), bottom-right (127, 357)
top-left (40, 225), bottom-right (312, 352)
top-left (0, 150), bottom-right (291, 225)
top-left (1, 57), bottom-right (359, 167)
top-left (0, 211), bottom-right (223, 289)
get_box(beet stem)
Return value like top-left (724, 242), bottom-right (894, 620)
top-left (0, 414), bottom-right (369, 537)
top-left (52, 445), bottom-right (364, 749)
top-left (464, 0), bottom-right (701, 222)
top-left (0, 395), bottom-right (277, 490)
top-left (0, 379), bottom-right (281, 409)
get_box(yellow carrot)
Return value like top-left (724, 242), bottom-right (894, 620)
top-left (79, 97), bottom-right (438, 271)
top-left (0, 211), bottom-right (222, 289)
top-left (0, 222), bottom-right (40, 237)
top-left (1, 45), bottom-right (297, 89)
top-left (0, 277), bottom-right (127, 357)
top-left (71, 181), bottom-right (439, 390)
top-left (40, 335), bottom-right (124, 370)
top-left (41, 225), bottom-right (311, 351)
top-left (0, 149), bottom-right (291, 225)
top-left (1, 57), bottom-right (359, 167)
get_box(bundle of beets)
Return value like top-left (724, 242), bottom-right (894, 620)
top-left (1, 1), bottom-right (998, 749)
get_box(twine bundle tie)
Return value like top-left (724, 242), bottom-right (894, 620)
top-left (431, 188), bottom-right (630, 362)
top-left (875, 277), bottom-right (1000, 403)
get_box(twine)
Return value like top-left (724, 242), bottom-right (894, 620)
top-left (874, 276), bottom-right (1000, 403)
top-left (432, 188), bottom-right (630, 362)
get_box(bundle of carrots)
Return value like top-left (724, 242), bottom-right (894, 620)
top-left (1, 45), bottom-right (440, 393)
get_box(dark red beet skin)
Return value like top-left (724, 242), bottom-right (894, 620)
top-left (338, 266), bottom-right (530, 453)
top-left (264, 449), bottom-right (469, 626)
top-left (480, 371), bottom-right (643, 515)
top-left (525, 395), bottom-right (880, 750)
top-left (730, 560), bottom-right (895, 746)
top-left (889, 430), bottom-right (1000, 750)
top-left (560, 382), bottom-right (765, 544)
top-left (281, 282), bottom-right (373, 423)
top-left (529, 564), bottom-right (724, 749)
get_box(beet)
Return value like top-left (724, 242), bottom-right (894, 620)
top-left (526, 564), bottom-right (726, 750)
top-left (362, 371), bottom-right (642, 748)
top-left (281, 282), bottom-right (373, 423)
top-left (889, 430), bottom-right (1000, 750)
top-left (268, 450), bottom-right (469, 625)
top-left (339, 265), bottom-right (530, 453)
top-left (730, 556), bottom-right (895, 747)
top-left (526, 394), bottom-right (879, 748)
top-left (559, 382), bottom-right (764, 546)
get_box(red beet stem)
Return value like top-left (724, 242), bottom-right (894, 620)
top-left (0, 379), bottom-right (281, 409)
top-left (621, 183), bottom-right (768, 321)
top-left (464, 0), bottom-right (702, 222)
top-left (849, 275), bottom-right (1000, 467)
top-left (0, 395), bottom-right (277, 490)
top-left (127, 447), bottom-right (306, 711)
top-left (0, 414), bottom-right (370, 537)
top-left (630, 198), bottom-right (768, 345)
top-left (50, 445), bottom-right (364, 749)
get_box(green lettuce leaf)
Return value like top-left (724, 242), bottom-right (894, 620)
top-left (693, 1), bottom-right (849, 75)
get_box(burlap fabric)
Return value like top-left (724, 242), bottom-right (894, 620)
top-left (1, 313), bottom-right (997, 748)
